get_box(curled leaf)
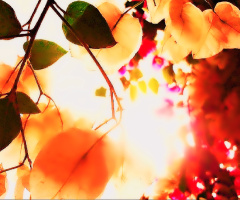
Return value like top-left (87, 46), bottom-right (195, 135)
top-left (63, 1), bottom-right (116, 48)
top-left (70, 1), bottom-right (142, 74)
top-left (16, 92), bottom-right (41, 114)
top-left (29, 128), bottom-right (120, 199)
top-left (0, 93), bottom-right (21, 151)
top-left (23, 39), bottom-right (67, 70)
top-left (0, 0), bottom-right (22, 39)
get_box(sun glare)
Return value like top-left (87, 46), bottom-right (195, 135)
top-left (0, 0), bottom-right (196, 199)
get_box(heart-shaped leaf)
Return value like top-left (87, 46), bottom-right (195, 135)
top-left (193, 2), bottom-right (240, 58)
top-left (69, 2), bottom-right (142, 74)
top-left (23, 39), bottom-right (67, 70)
top-left (29, 128), bottom-right (119, 199)
top-left (16, 92), bottom-right (41, 114)
top-left (62, 1), bottom-right (116, 49)
top-left (0, 0), bottom-right (22, 39)
top-left (0, 94), bottom-right (21, 151)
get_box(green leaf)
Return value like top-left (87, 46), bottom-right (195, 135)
top-left (16, 92), bottom-right (41, 114)
top-left (23, 39), bottom-right (67, 70)
top-left (0, 0), bottom-right (22, 39)
top-left (148, 78), bottom-right (159, 94)
top-left (130, 84), bottom-right (137, 101)
top-left (0, 94), bottom-right (21, 151)
top-left (62, 1), bottom-right (116, 49)
top-left (138, 80), bottom-right (147, 93)
top-left (130, 68), bottom-right (143, 81)
top-left (162, 64), bottom-right (175, 84)
top-left (95, 87), bottom-right (106, 97)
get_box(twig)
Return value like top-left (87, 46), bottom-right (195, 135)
top-left (112, 0), bottom-right (144, 30)
top-left (52, 1), bottom-right (67, 14)
top-left (0, 34), bottom-right (30, 40)
top-left (23, 61), bottom-right (64, 131)
top-left (11, 0), bottom-right (50, 92)
top-left (50, 1), bottom-right (122, 124)
top-left (22, 0), bottom-right (43, 41)
top-left (0, 154), bottom-right (27, 173)
top-left (1, 0), bottom-right (52, 174)
top-left (94, 118), bottom-right (113, 131)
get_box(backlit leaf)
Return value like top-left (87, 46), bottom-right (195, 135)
top-left (120, 76), bottom-right (130, 90)
top-left (130, 68), bottom-right (143, 81)
top-left (193, 2), bottom-right (240, 58)
top-left (148, 78), bottom-right (159, 94)
top-left (146, 0), bottom-right (171, 23)
top-left (161, 29), bottom-right (190, 63)
top-left (166, 1), bottom-right (205, 51)
top-left (0, 94), bottom-right (21, 151)
top-left (63, 1), bottom-right (116, 48)
top-left (16, 92), bottom-right (41, 114)
top-left (23, 39), bottom-right (67, 70)
top-left (70, 2), bottom-right (142, 74)
top-left (95, 87), bottom-right (106, 97)
top-left (162, 64), bottom-right (175, 84)
top-left (0, 165), bottom-right (6, 198)
top-left (29, 128), bottom-right (120, 199)
top-left (130, 84), bottom-right (138, 101)
top-left (0, 0), bottom-right (22, 39)
top-left (15, 165), bottom-right (30, 199)
top-left (138, 80), bottom-right (147, 93)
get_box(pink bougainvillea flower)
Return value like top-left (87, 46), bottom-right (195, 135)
top-left (70, 1), bottom-right (142, 74)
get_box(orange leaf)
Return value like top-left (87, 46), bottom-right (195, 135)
top-left (29, 128), bottom-right (120, 199)
top-left (166, 1), bottom-right (205, 51)
top-left (0, 165), bottom-right (6, 198)
top-left (146, 0), bottom-right (171, 24)
top-left (161, 29), bottom-right (190, 63)
top-left (193, 2), bottom-right (240, 58)
top-left (70, 2), bottom-right (142, 74)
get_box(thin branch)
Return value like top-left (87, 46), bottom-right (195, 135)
top-left (0, 155), bottom-right (27, 173)
top-left (23, 61), bottom-right (64, 130)
top-left (110, 91), bottom-right (116, 120)
top-left (22, 0), bottom-right (42, 29)
top-left (11, 0), bottom-right (50, 92)
top-left (153, 0), bottom-right (156, 6)
top-left (94, 118), bottom-right (113, 131)
top-left (20, 127), bottom-right (32, 169)
top-left (52, 1), bottom-right (67, 14)
top-left (0, 33), bottom-right (30, 40)
top-left (50, 1), bottom-right (122, 124)
top-left (112, 0), bottom-right (144, 30)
